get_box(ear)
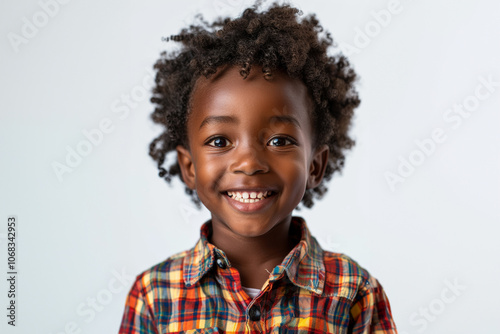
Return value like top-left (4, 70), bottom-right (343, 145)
top-left (306, 144), bottom-right (329, 189)
top-left (176, 145), bottom-right (196, 189)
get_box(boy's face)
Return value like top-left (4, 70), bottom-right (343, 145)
top-left (176, 65), bottom-right (328, 238)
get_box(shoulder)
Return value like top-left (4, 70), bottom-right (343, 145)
top-left (321, 250), bottom-right (383, 300)
top-left (120, 249), bottom-right (195, 328)
top-left (322, 250), bottom-right (372, 282)
top-left (130, 248), bottom-right (192, 295)
top-left (321, 252), bottom-right (397, 331)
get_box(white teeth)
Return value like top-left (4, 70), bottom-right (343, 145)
top-left (227, 190), bottom-right (273, 203)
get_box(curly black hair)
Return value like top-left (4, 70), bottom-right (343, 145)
top-left (149, 0), bottom-right (360, 209)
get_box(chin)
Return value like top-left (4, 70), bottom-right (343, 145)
top-left (223, 216), bottom-right (275, 235)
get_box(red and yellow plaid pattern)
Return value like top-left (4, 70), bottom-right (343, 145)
top-left (119, 216), bottom-right (397, 333)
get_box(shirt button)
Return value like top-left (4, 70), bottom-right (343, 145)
top-left (216, 257), bottom-right (227, 269)
top-left (249, 305), bottom-right (261, 321)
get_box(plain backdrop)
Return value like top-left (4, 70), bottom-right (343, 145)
top-left (1, 0), bottom-right (499, 333)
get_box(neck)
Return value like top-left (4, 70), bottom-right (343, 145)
top-left (209, 215), bottom-right (298, 270)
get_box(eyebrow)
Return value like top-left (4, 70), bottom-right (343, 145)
top-left (269, 115), bottom-right (301, 129)
top-left (198, 114), bottom-right (301, 130)
top-left (199, 115), bottom-right (238, 130)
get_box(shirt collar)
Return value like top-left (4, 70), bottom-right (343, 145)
top-left (182, 216), bottom-right (326, 295)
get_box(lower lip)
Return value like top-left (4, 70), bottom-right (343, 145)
top-left (224, 193), bottom-right (276, 213)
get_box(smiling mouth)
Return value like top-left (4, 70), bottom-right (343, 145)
top-left (225, 190), bottom-right (275, 203)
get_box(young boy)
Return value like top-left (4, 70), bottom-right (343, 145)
top-left (120, 1), bottom-right (397, 333)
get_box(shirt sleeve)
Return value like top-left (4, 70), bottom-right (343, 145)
top-left (348, 276), bottom-right (397, 334)
top-left (119, 275), bottom-right (158, 334)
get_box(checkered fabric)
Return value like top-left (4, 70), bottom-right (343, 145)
top-left (119, 216), bottom-right (397, 333)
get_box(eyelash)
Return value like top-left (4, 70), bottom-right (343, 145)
top-left (206, 137), bottom-right (231, 148)
top-left (205, 136), bottom-right (297, 148)
top-left (267, 136), bottom-right (296, 146)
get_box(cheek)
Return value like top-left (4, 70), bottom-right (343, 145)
top-left (275, 155), bottom-right (308, 197)
top-left (193, 155), bottom-right (226, 196)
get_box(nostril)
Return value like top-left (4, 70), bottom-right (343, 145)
top-left (228, 147), bottom-right (269, 175)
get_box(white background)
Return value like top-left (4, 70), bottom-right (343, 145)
top-left (1, 0), bottom-right (499, 333)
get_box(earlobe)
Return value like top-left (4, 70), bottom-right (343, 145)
top-left (176, 145), bottom-right (196, 189)
top-left (307, 145), bottom-right (329, 189)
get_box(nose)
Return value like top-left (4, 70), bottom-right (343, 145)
top-left (228, 141), bottom-right (269, 175)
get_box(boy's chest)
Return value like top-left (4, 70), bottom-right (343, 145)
top-left (157, 276), bottom-right (351, 334)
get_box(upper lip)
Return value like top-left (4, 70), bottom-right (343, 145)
top-left (222, 186), bottom-right (278, 193)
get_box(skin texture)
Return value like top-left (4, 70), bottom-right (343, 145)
top-left (176, 64), bottom-right (329, 289)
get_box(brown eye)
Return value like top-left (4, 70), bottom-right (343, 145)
top-left (268, 137), bottom-right (293, 146)
top-left (207, 137), bottom-right (230, 148)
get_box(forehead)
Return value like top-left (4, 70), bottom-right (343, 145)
top-left (188, 65), bottom-right (314, 128)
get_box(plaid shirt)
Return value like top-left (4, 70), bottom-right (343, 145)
top-left (119, 216), bottom-right (397, 333)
